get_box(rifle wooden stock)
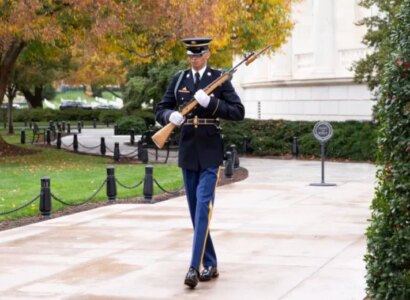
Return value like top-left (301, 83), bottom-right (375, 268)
top-left (152, 73), bottom-right (231, 149)
top-left (152, 45), bottom-right (271, 149)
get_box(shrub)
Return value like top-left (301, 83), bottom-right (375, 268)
top-left (365, 1), bottom-right (410, 298)
top-left (116, 116), bottom-right (146, 134)
top-left (221, 119), bottom-right (377, 161)
top-left (98, 110), bottom-right (124, 124)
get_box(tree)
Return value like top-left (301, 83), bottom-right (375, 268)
top-left (353, 0), bottom-right (403, 91)
top-left (362, 0), bottom-right (410, 298)
top-left (0, 0), bottom-right (294, 152)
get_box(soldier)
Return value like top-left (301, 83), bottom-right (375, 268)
top-left (155, 37), bottom-right (245, 288)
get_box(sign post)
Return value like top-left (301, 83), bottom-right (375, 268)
top-left (310, 121), bottom-right (336, 187)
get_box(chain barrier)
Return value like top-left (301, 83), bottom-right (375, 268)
top-left (61, 141), bottom-right (74, 148)
top-left (0, 195), bottom-right (40, 216)
top-left (153, 179), bottom-right (184, 195)
top-left (115, 179), bottom-right (144, 189)
top-left (77, 142), bottom-right (100, 150)
top-left (147, 149), bottom-right (178, 159)
top-left (120, 147), bottom-right (140, 157)
top-left (51, 179), bottom-right (106, 207)
top-left (105, 146), bottom-right (114, 153)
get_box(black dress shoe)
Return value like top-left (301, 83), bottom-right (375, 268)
top-left (199, 266), bottom-right (219, 282)
top-left (184, 267), bottom-right (199, 288)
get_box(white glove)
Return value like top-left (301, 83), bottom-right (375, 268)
top-left (169, 111), bottom-right (185, 126)
top-left (194, 89), bottom-right (211, 108)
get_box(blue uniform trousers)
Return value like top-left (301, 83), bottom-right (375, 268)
top-left (182, 167), bottom-right (219, 272)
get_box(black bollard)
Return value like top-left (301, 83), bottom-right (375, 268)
top-left (143, 165), bottom-right (154, 201)
top-left (130, 129), bottom-right (135, 145)
top-left (20, 129), bottom-right (25, 144)
top-left (292, 136), bottom-right (299, 159)
top-left (106, 166), bottom-right (117, 202)
top-left (46, 129), bottom-right (51, 145)
top-left (56, 132), bottom-right (62, 149)
top-left (113, 142), bottom-right (120, 162)
top-left (93, 118), bottom-right (97, 129)
top-left (62, 121), bottom-right (66, 132)
top-left (141, 143), bottom-right (149, 164)
top-left (242, 135), bottom-right (248, 154)
top-left (100, 137), bottom-right (106, 156)
top-left (39, 177), bottom-right (51, 216)
top-left (77, 121), bottom-right (81, 134)
top-left (73, 134), bottom-right (78, 152)
top-left (224, 151), bottom-right (233, 179)
top-left (137, 140), bottom-right (142, 160)
top-left (67, 122), bottom-right (71, 134)
top-left (231, 144), bottom-right (240, 168)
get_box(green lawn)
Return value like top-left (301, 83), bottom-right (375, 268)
top-left (0, 130), bottom-right (182, 221)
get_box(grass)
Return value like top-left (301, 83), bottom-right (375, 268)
top-left (0, 130), bottom-right (182, 221)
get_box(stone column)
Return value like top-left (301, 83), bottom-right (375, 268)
top-left (312, 0), bottom-right (335, 74)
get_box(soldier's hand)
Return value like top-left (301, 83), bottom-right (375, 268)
top-left (194, 89), bottom-right (211, 108)
top-left (169, 111), bottom-right (185, 126)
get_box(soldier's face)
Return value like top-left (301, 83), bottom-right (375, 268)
top-left (189, 51), bottom-right (210, 71)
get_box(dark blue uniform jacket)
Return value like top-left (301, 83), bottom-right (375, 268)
top-left (155, 66), bottom-right (245, 171)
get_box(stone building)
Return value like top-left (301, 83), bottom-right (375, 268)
top-left (232, 0), bottom-right (375, 121)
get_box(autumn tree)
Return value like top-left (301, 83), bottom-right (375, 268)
top-left (0, 0), bottom-right (293, 153)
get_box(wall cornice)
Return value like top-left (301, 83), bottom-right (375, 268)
top-left (241, 77), bottom-right (361, 89)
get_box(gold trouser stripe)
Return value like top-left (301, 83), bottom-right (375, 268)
top-left (199, 166), bottom-right (221, 270)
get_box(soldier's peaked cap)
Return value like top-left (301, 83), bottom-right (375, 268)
top-left (182, 37), bottom-right (212, 55)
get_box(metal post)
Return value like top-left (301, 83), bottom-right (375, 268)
top-left (100, 137), bottom-right (106, 156)
top-left (73, 134), bottom-right (78, 152)
top-left (62, 121), bottom-right (66, 132)
top-left (56, 132), bottom-right (62, 149)
top-left (320, 142), bottom-right (325, 184)
top-left (46, 129), bottom-right (51, 145)
top-left (224, 151), bottom-right (233, 179)
top-left (137, 140), bottom-right (142, 160)
top-left (143, 165), bottom-right (154, 201)
top-left (292, 136), bottom-right (299, 159)
top-left (77, 121), bottom-right (81, 134)
top-left (20, 129), bottom-right (25, 144)
top-left (231, 144), bottom-right (240, 168)
top-left (141, 143), bottom-right (149, 164)
top-left (130, 129), bottom-right (135, 145)
top-left (39, 177), bottom-right (51, 216)
top-left (242, 135), bottom-right (248, 154)
top-left (93, 118), bottom-right (97, 129)
top-left (106, 166), bottom-right (116, 202)
top-left (113, 142), bottom-right (120, 162)
top-left (67, 122), bottom-right (71, 134)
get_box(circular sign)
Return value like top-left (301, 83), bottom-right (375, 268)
top-left (313, 121), bottom-right (333, 143)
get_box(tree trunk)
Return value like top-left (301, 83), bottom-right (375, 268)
top-left (0, 40), bottom-right (25, 106)
top-left (6, 84), bottom-right (17, 134)
top-left (21, 86), bottom-right (43, 108)
top-left (7, 97), bottom-right (14, 134)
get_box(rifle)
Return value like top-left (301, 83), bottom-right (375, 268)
top-left (152, 45), bottom-right (272, 149)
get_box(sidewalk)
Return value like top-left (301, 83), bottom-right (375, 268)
top-left (0, 157), bottom-right (375, 299)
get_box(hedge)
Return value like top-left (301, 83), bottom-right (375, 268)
top-left (220, 119), bottom-right (377, 162)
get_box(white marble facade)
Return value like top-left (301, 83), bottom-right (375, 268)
top-left (232, 0), bottom-right (375, 121)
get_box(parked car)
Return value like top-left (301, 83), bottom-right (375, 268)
top-left (59, 101), bottom-right (92, 110)
top-left (93, 104), bottom-right (117, 110)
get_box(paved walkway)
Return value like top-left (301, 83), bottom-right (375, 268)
top-left (0, 155), bottom-right (375, 299)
